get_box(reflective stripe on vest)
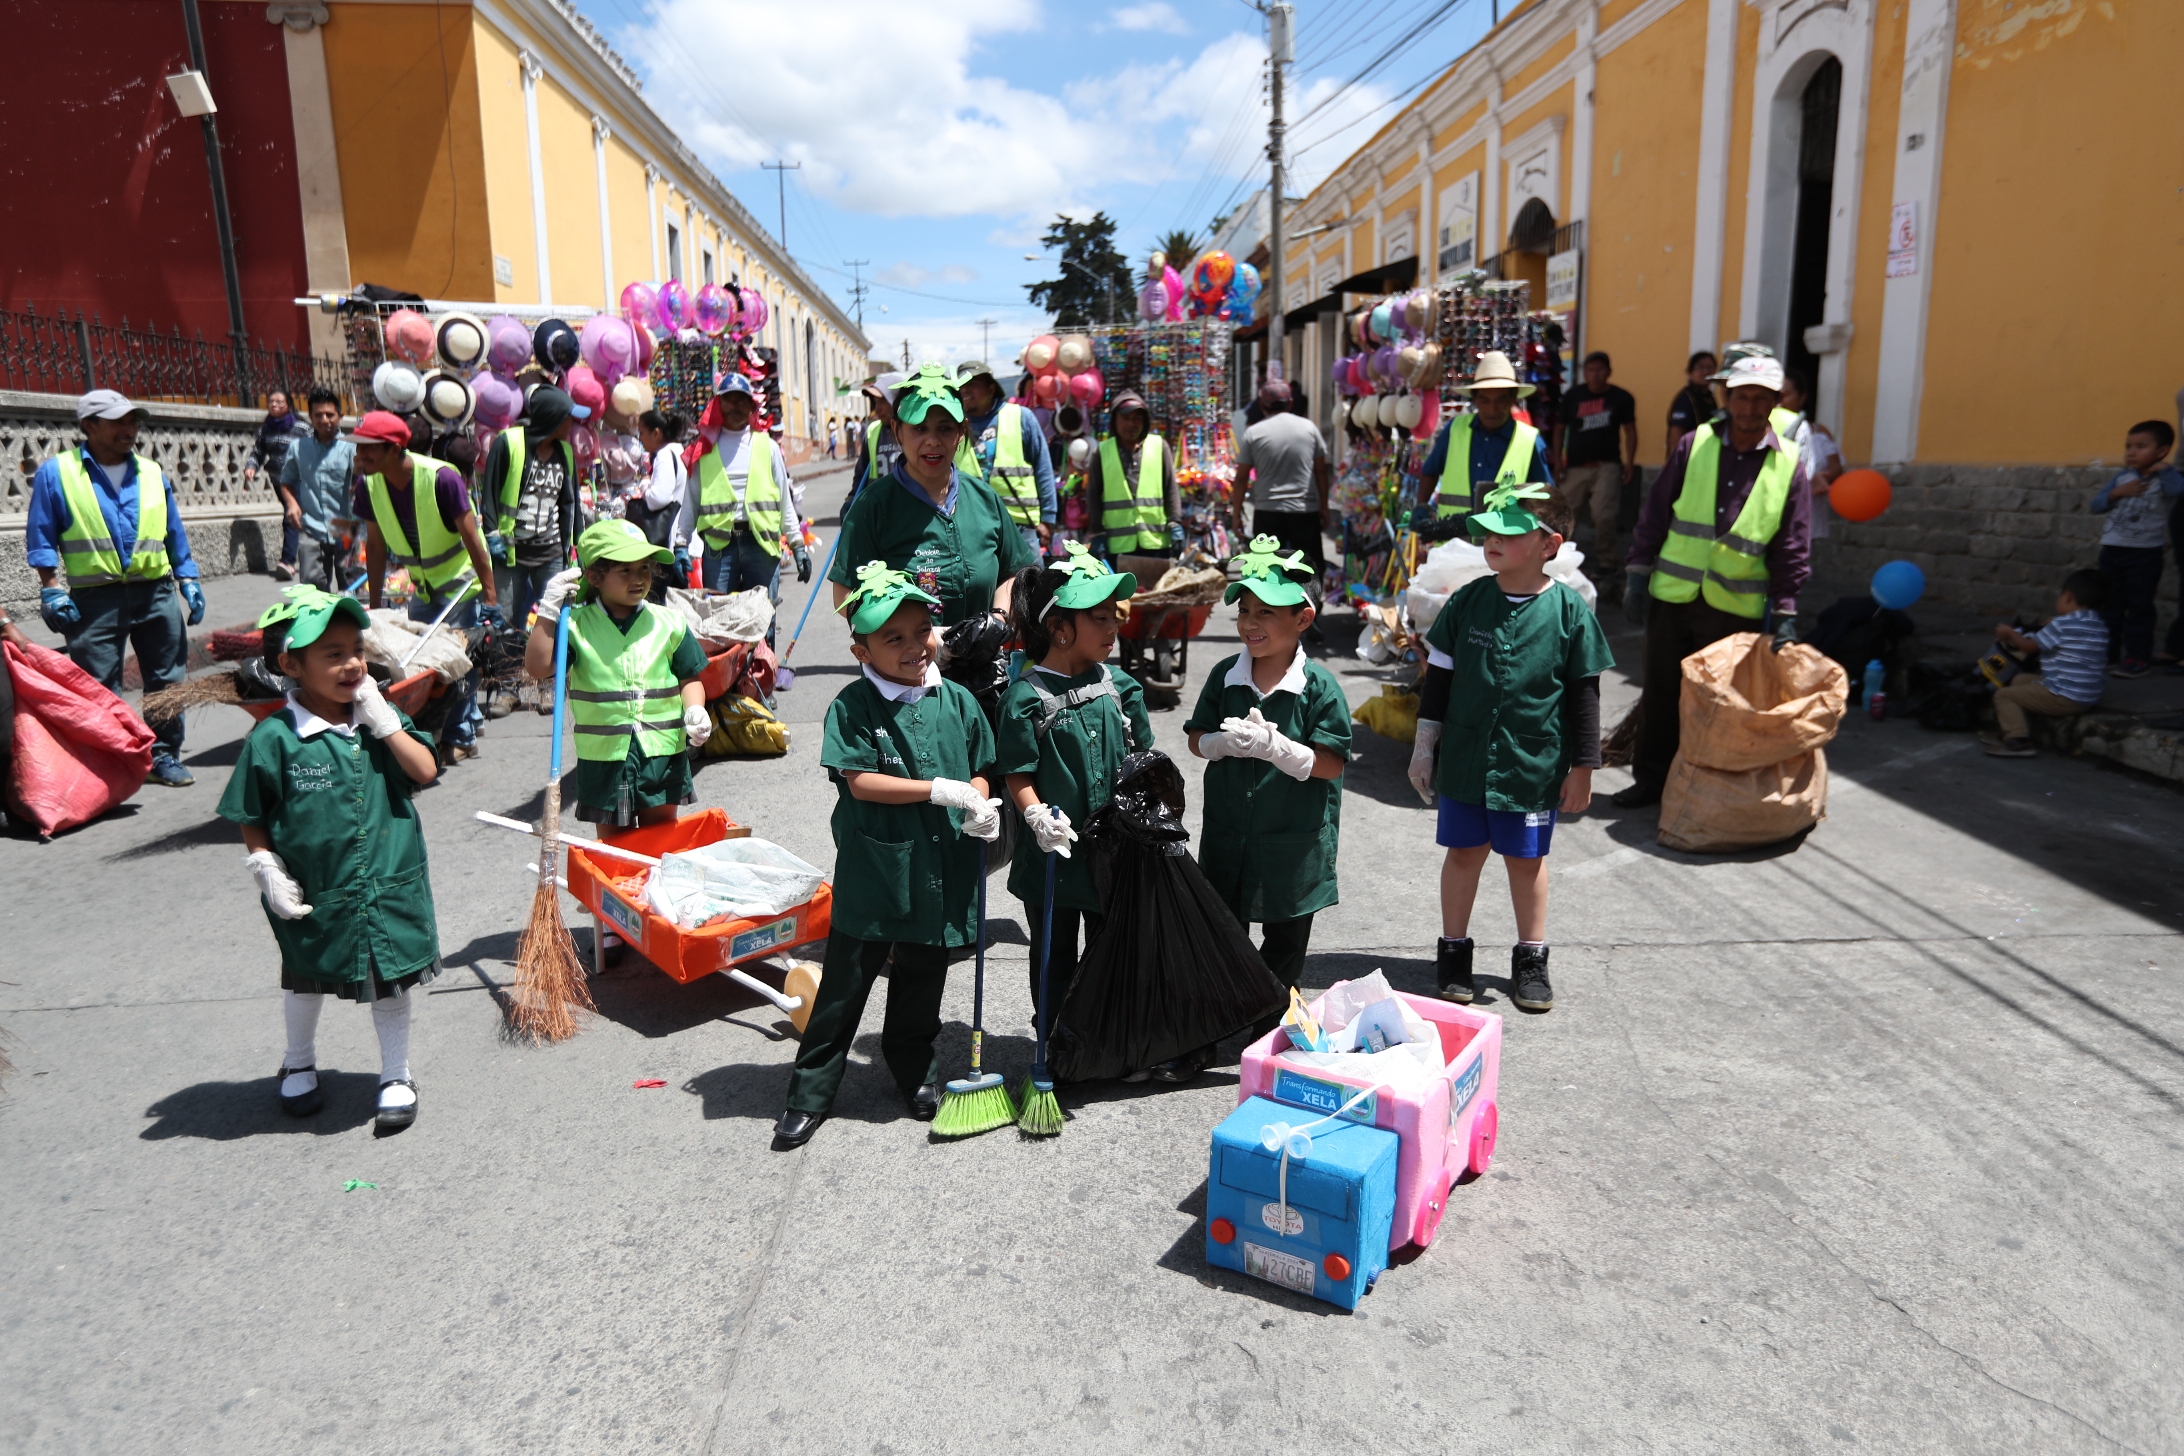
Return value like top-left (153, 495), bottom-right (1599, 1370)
top-left (1097, 435), bottom-right (1167, 554)
top-left (955, 403), bottom-right (1040, 525)
top-left (565, 601), bottom-right (688, 762)
top-left (55, 452), bottom-right (170, 586)
top-left (497, 431), bottom-right (575, 536)
top-left (367, 453), bottom-right (473, 596)
top-left (1647, 423), bottom-right (1794, 619)
top-left (692, 434), bottom-right (783, 555)
top-left (1434, 416), bottom-right (1540, 516)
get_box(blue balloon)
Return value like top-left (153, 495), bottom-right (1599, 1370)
top-left (1870, 560), bottom-right (1925, 610)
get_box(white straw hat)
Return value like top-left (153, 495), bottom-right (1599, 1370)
top-left (1451, 350), bottom-right (1535, 398)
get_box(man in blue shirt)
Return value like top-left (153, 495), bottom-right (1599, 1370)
top-left (956, 362), bottom-right (1057, 557)
top-left (273, 385), bottom-right (356, 591)
top-left (1409, 350), bottom-right (1555, 541)
top-left (26, 390), bottom-right (208, 786)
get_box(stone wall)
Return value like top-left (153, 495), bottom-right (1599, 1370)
top-left (1822, 463), bottom-right (2180, 623)
top-left (1, 390), bottom-right (284, 610)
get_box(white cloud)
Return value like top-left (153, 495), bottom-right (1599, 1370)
top-left (1111, 3), bottom-right (1187, 34)
top-left (875, 263), bottom-right (981, 288)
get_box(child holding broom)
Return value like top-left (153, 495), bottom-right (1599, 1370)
top-left (773, 562), bottom-right (1003, 1149)
top-left (217, 587), bottom-right (441, 1131)
top-left (1184, 536), bottom-right (1352, 1072)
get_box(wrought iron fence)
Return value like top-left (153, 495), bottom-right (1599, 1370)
top-left (0, 303), bottom-right (349, 411)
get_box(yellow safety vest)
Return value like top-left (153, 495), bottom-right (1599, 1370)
top-left (955, 402), bottom-right (1040, 526)
top-left (1098, 435), bottom-right (1167, 554)
top-left (565, 600), bottom-right (688, 762)
top-left (1434, 415), bottom-right (1541, 517)
top-left (864, 420), bottom-right (885, 478)
top-left (692, 434), bottom-right (783, 556)
top-left (366, 452), bottom-right (474, 598)
top-left (55, 451), bottom-right (171, 586)
top-left (496, 431), bottom-right (576, 539)
top-left (1648, 422), bottom-right (1794, 619)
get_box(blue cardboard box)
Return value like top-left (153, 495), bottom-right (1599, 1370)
top-left (1205, 1095), bottom-right (1398, 1309)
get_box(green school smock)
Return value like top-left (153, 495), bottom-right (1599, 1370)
top-left (1184, 650), bottom-right (1353, 923)
top-left (998, 664), bottom-right (1155, 913)
top-left (820, 672), bottom-right (998, 948)
top-left (1423, 577), bottom-right (1615, 813)
top-left (216, 702), bottom-right (441, 985)
top-left (827, 464), bottom-right (1036, 626)
top-left (569, 604), bottom-right (710, 822)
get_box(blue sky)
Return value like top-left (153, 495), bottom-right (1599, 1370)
top-left (583, 0), bottom-right (1497, 369)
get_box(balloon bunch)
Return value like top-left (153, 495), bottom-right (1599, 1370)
top-left (1328, 288), bottom-right (1443, 440)
top-left (1022, 331), bottom-right (1104, 413)
top-left (1138, 252), bottom-right (1187, 322)
top-left (1173, 250), bottom-right (1259, 324)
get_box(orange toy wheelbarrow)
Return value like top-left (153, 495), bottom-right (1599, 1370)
top-left (241, 670), bottom-right (437, 723)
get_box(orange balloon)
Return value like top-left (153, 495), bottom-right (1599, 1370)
top-left (1829, 467), bottom-right (1892, 523)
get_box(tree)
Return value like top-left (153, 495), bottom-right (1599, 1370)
top-left (1025, 212), bottom-right (1132, 328)
top-left (1156, 229), bottom-right (1205, 271)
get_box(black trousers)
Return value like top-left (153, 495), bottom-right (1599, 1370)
top-left (1633, 597), bottom-right (1751, 790)
top-left (783, 933), bottom-right (947, 1115)
top-left (1023, 902), bottom-right (1101, 1034)
top-left (1243, 912), bottom-right (1317, 1037)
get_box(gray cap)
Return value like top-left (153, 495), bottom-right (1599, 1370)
top-left (77, 389), bottom-right (147, 422)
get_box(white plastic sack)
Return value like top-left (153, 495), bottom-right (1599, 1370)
top-left (644, 837), bottom-right (827, 929)
top-left (1274, 969), bottom-right (1445, 1092)
top-left (361, 609), bottom-right (472, 685)
top-left (664, 585), bottom-right (773, 647)
top-left (1402, 539), bottom-right (1596, 633)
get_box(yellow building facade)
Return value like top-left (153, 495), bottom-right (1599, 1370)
top-left (270, 0), bottom-right (868, 459)
top-left (1282, 0), bottom-right (2181, 468)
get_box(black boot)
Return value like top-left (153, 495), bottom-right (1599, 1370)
top-left (1436, 937), bottom-right (1475, 1004)
top-left (1511, 944), bottom-right (1554, 1013)
top-left (1610, 780), bottom-right (1661, 808)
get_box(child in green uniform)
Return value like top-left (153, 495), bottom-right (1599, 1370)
top-left (774, 563), bottom-right (1002, 1149)
top-left (999, 543), bottom-right (1152, 1021)
top-left (217, 587), bottom-right (443, 1131)
top-left (525, 518), bottom-right (714, 829)
top-left (1186, 536), bottom-right (1352, 1067)
top-left (1407, 484), bottom-right (1613, 1013)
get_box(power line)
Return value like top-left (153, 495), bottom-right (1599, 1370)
top-left (1289, 0), bottom-right (1473, 133)
top-left (842, 259), bottom-right (869, 332)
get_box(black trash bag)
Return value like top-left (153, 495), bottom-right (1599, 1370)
top-left (1048, 751), bottom-right (1287, 1082)
top-left (1810, 595), bottom-right (1916, 699)
top-left (233, 656), bottom-right (291, 701)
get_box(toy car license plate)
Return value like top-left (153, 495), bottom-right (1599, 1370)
top-left (1243, 1241), bottom-right (1316, 1295)
top-left (726, 916), bottom-right (799, 964)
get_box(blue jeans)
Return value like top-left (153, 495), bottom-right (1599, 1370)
top-left (503, 560), bottom-right (563, 626)
top-left (408, 591), bottom-right (481, 746)
top-left (280, 518), bottom-right (301, 568)
top-left (702, 529), bottom-right (781, 647)
top-left (68, 579), bottom-right (187, 757)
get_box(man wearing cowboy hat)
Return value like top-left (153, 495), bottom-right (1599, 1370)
top-left (955, 360), bottom-right (1056, 556)
top-left (1411, 350), bottom-right (1555, 541)
top-left (1614, 353), bottom-right (1813, 808)
top-left (688, 372), bottom-right (811, 642)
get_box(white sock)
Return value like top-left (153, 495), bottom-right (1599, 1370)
top-left (372, 992), bottom-right (414, 1103)
top-left (282, 992), bottom-right (324, 1096)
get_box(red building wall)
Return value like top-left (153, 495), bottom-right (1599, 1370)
top-left (0, 2), bottom-right (311, 351)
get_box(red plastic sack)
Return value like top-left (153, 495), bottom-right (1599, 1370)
top-left (3, 640), bottom-right (156, 838)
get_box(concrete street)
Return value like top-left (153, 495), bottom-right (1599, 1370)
top-left (3, 463), bottom-right (2179, 1455)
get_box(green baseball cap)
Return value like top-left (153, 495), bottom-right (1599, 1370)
top-left (1044, 541), bottom-right (1135, 615)
top-left (577, 518), bottom-right (674, 569)
top-left (1465, 481), bottom-right (1557, 538)
top-left (256, 585), bottom-right (369, 652)
top-left (837, 560), bottom-right (942, 634)
top-left (1222, 533), bottom-right (1314, 606)
top-left (891, 363), bottom-right (966, 426)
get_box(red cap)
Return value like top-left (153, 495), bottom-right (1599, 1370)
top-left (344, 409), bottom-right (412, 446)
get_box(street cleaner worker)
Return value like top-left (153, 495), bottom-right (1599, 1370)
top-left (1186, 535), bottom-right (1351, 1063)
top-left (955, 359), bottom-right (1056, 557)
top-left (1093, 390), bottom-right (1184, 560)
top-left (1410, 350), bottom-right (1554, 541)
top-left (1615, 353), bottom-right (1812, 808)
top-left (1408, 484), bottom-right (1612, 1014)
top-left (217, 587), bottom-right (441, 1133)
top-left (772, 563), bottom-right (1003, 1150)
top-left (481, 383), bottom-right (581, 623)
top-left (688, 372), bottom-right (813, 639)
top-left (26, 389), bottom-right (208, 787)
top-left (352, 409), bottom-right (502, 764)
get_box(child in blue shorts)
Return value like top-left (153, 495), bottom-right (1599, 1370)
top-left (1407, 483), bottom-right (1613, 1012)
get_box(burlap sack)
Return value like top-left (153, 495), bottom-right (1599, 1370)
top-left (1657, 635), bottom-right (1847, 851)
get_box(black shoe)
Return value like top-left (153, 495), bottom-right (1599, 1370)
top-left (1511, 945), bottom-right (1554, 1013)
top-left (375, 1078), bottom-right (418, 1130)
top-left (908, 1082), bottom-right (942, 1121)
top-left (1610, 780), bottom-right (1661, 808)
top-left (276, 1064), bottom-right (322, 1118)
top-left (1149, 1054), bottom-right (1201, 1084)
top-left (1436, 937), bottom-right (1475, 1004)
top-left (773, 1109), bottom-right (824, 1148)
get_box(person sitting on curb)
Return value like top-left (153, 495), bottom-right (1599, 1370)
top-left (1984, 570), bottom-right (2110, 758)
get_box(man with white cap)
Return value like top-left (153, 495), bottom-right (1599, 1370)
top-left (1410, 350), bottom-right (1554, 540)
top-left (686, 372), bottom-right (811, 645)
top-left (24, 389), bottom-right (208, 786)
top-left (954, 360), bottom-right (1057, 557)
top-left (849, 375), bottom-right (904, 508)
top-left (1615, 352), bottom-right (1813, 807)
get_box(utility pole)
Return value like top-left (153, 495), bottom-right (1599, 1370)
top-left (762, 160), bottom-right (801, 251)
top-left (975, 317), bottom-right (996, 363)
top-left (843, 259), bottom-right (870, 333)
top-left (1264, 3), bottom-right (1293, 384)
top-left (902, 339), bottom-right (912, 371)
top-left (176, 0), bottom-right (248, 375)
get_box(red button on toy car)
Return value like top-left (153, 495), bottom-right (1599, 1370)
top-left (1323, 1253), bottom-right (1352, 1281)
top-left (1210, 1218), bottom-right (1236, 1244)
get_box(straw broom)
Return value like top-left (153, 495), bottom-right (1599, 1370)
top-left (509, 607), bottom-right (593, 1042)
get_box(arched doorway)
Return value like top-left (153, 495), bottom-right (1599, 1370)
top-left (1784, 58), bottom-right (1841, 407)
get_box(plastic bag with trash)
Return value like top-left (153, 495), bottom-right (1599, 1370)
top-left (1402, 538), bottom-right (1595, 632)
top-left (644, 838), bottom-right (828, 929)
top-left (1274, 969), bottom-right (1444, 1092)
top-left (362, 608), bottom-right (472, 684)
top-left (663, 585), bottom-right (774, 647)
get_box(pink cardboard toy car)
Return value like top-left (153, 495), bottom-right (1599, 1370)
top-left (1238, 988), bottom-right (1502, 1251)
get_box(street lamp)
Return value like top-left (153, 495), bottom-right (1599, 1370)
top-left (1025, 253), bottom-right (1118, 325)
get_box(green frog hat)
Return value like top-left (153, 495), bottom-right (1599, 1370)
top-left (837, 559), bottom-right (943, 634)
top-left (256, 584), bottom-right (370, 653)
top-left (1042, 540), bottom-right (1136, 617)
top-left (578, 517), bottom-right (675, 568)
top-left (889, 363), bottom-right (968, 426)
top-left (1465, 481), bottom-right (1558, 538)
top-left (1222, 533), bottom-right (1315, 607)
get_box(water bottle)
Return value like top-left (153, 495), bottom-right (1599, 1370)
top-left (1862, 657), bottom-right (1886, 717)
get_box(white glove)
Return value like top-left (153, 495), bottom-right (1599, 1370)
top-left (1023, 803), bottom-right (1078, 858)
top-left (351, 675), bottom-right (403, 739)
top-left (682, 703), bottom-right (712, 748)
top-left (1196, 728), bottom-right (1241, 761)
top-left (1408, 720), bottom-right (1443, 805)
top-left (245, 850), bottom-right (313, 920)
top-left (1219, 707), bottom-right (1278, 758)
top-left (929, 778), bottom-right (1002, 841)
top-left (533, 567), bottom-right (584, 624)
